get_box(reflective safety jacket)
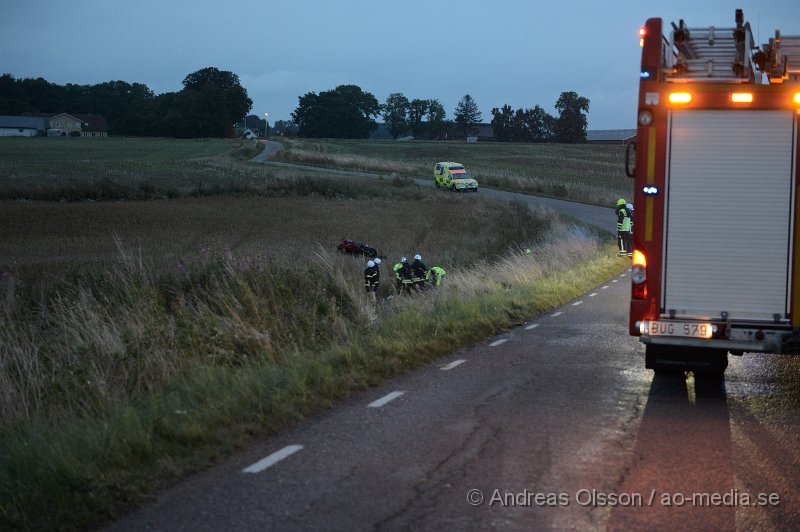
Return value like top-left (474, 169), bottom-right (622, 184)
top-left (428, 266), bottom-right (446, 286)
top-left (364, 265), bottom-right (378, 290)
top-left (616, 205), bottom-right (631, 232)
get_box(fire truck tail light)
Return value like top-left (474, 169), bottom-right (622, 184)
top-left (668, 92), bottom-right (692, 104)
top-left (794, 93), bottom-right (800, 105)
top-left (631, 250), bottom-right (646, 299)
top-left (731, 92), bottom-right (753, 103)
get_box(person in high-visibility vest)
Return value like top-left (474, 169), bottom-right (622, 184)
top-left (393, 257), bottom-right (415, 291)
top-left (428, 266), bottom-right (447, 287)
top-left (615, 198), bottom-right (632, 255)
top-left (392, 259), bottom-right (404, 289)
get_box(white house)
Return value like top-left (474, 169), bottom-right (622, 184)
top-left (0, 115), bottom-right (49, 137)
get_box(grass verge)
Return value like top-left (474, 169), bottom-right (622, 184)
top-left (0, 229), bottom-right (627, 530)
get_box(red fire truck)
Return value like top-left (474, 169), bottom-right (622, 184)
top-left (627, 10), bottom-right (800, 373)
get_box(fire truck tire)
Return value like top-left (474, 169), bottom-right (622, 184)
top-left (645, 345), bottom-right (728, 375)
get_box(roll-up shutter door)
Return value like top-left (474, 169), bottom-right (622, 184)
top-left (663, 110), bottom-right (796, 322)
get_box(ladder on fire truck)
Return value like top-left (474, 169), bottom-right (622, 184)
top-left (664, 9), bottom-right (800, 84)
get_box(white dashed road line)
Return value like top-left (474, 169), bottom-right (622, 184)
top-left (589, 293), bottom-right (597, 297)
top-left (490, 339), bottom-right (509, 347)
top-left (243, 445), bottom-right (304, 474)
top-left (525, 323), bottom-right (540, 330)
top-left (551, 311), bottom-right (564, 317)
top-left (601, 286), bottom-right (609, 289)
top-left (368, 391), bottom-right (406, 408)
top-left (440, 359), bottom-right (466, 371)
top-left (572, 301), bottom-right (583, 306)
top-left (612, 279), bottom-right (618, 283)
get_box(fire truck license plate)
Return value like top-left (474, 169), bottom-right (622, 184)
top-left (646, 321), bottom-right (713, 339)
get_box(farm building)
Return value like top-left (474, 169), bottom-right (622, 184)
top-left (586, 129), bottom-right (637, 144)
top-left (21, 112), bottom-right (109, 137)
top-left (0, 115), bottom-right (49, 137)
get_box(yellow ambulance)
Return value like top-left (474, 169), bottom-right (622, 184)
top-left (433, 162), bottom-right (479, 192)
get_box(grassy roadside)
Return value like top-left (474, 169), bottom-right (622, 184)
top-left (0, 232), bottom-right (628, 530)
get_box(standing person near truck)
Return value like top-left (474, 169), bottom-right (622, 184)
top-left (615, 199), bottom-right (632, 255)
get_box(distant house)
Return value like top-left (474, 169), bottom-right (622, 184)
top-left (449, 123), bottom-right (494, 142)
top-left (22, 112), bottom-right (109, 137)
top-left (0, 115), bottom-right (49, 137)
top-left (369, 122), bottom-right (496, 141)
top-left (586, 129), bottom-right (637, 144)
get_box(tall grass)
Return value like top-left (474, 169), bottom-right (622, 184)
top-left (0, 222), bottom-right (626, 529)
top-left (0, 136), bottom-right (629, 528)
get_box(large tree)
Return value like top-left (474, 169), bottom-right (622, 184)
top-left (553, 91), bottom-right (590, 143)
top-left (382, 92), bottom-right (410, 139)
top-left (491, 104), bottom-right (554, 143)
top-left (292, 84), bottom-right (380, 139)
top-left (407, 98), bottom-right (429, 139)
top-left (454, 94), bottom-right (482, 136)
top-left (490, 104), bottom-right (514, 142)
top-left (178, 67), bottom-right (252, 138)
top-left (426, 99), bottom-right (447, 140)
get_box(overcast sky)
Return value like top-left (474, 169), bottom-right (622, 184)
top-left (2, 0), bottom-right (798, 130)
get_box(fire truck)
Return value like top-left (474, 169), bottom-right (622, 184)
top-left (627, 9), bottom-right (800, 373)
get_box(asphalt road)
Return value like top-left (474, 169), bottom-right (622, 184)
top-left (109, 143), bottom-right (800, 530)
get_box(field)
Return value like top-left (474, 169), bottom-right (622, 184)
top-left (272, 138), bottom-right (633, 206)
top-left (0, 136), bottom-right (627, 529)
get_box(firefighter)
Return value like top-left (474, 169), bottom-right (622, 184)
top-left (428, 266), bottom-right (447, 287)
top-left (364, 260), bottom-right (378, 296)
top-left (399, 256), bottom-right (415, 290)
top-left (392, 259), bottom-right (404, 289)
top-left (393, 257), bottom-right (414, 291)
top-left (373, 257), bottom-right (382, 286)
top-left (626, 202), bottom-right (634, 257)
top-left (615, 199), bottom-right (632, 255)
top-left (411, 254), bottom-right (428, 289)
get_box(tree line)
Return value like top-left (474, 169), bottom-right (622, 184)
top-left (1, 69), bottom-right (589, 142)
top-left (292, 86), bottom-right (589, 143)
top-left (0, 67), bottom-right (251, 138)
top-left (490, 92), bottom-right (590, 143)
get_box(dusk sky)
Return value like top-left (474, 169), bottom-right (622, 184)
top-left (2, 1), bottom-right (798, 130)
